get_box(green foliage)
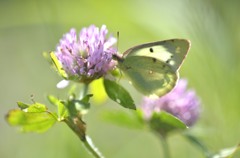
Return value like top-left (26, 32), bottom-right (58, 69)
top-left (103, 79), bottom-right (136, 110)
top-left (17, 101), bottom-right (29, 109)
top-left (6, 102), bottom-right (57, 133)
top-left (22, 102), bottom-right (48, 112)
top-left (149, 111), bottom-right (187, 137)
top-left (5, 91), bottom-right (93, 137)
top-left (66, 94), bottom-right (93, 117)
top-left (47, 95), bottom-right (68, 121)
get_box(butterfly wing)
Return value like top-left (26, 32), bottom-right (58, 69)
top-left (119, 56), bottom-right (178, 97)
top-left (123, 39), bottom-right (190, 72)
top-left (118, 39), bottom-right (190, 97)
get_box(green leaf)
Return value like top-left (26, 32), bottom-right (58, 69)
top-left (26, 102), bottom-right (48, 112)
top-left (17, 102), bottom-right (29, 109)
top-left (102, 110), bottom-right (145, 129)
top-left (80, 94), bottom-right (93, 104)
top-left (6, 109), bottom-right (57, 133)
top-left (211, 144), bottom-right (240, 158)
top-left (47, 95), bottom-right (68, 121)
top-left (67, 94), bottom-right (93, 116)
top-left (103, 79), bottom-right (136, 110)
top-left (17, 102), bottom-right (48, 113)
top-left (6, 102), bottom-right (57, 133)
top-left (149, 111), bottom-right (187, 137)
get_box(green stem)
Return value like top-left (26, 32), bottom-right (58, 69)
top-left (83, 135), bottom-right (105, 158)
top-left (64, 83), bottom-right (105, 158)
top-left (159, 134), bottom-right (171, 158)
top-left (79, 83), bottom-right (89, 100)
top-left (65, 117), bottom-right (104, 158)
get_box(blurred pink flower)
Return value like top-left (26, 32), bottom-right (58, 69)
top-left (141, 79), bottom-right (200, 126)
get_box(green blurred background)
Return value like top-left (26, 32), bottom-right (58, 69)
top-left (1, 0), bottom-right (240, 157)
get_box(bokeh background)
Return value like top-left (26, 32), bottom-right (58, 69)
top-left (1, 0), bottom-right (240, 158)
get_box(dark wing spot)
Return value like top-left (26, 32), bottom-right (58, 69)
top-left (149, 47), bottom-right (154, 53)
top-left (170, 55), bottom-right (174, 59)
top-left (152, 58), bottom-right (157, 63)
top-left (166, 59), bottom-right (170, 64)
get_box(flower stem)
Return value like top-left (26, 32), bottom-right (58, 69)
top-left (64, 83), bottom-right (105, 158)
top-left (159, 134), bottom-right (171, 158)
top-left (83, 135), bottom-right (105, 158)
top-left (79, 83), bottom-right (89, 100)
top-left (65, 118), bottom-right (104, 158)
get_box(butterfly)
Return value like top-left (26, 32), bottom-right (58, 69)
top-left (113, 39), bottom-right (191, 97)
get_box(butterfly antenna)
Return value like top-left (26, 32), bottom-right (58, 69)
top-left (115, 31), bottom-right (123, 83)
top-left (117, 31), bottom-right (120, 53)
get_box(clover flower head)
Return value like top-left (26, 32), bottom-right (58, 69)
top-left (54, 25), bottom-right (117, 83)
top-left (141, 79), bottom-right (200, 126)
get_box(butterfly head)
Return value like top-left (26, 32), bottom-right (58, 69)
top-left (112, 53), bottom-right (124, 63)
